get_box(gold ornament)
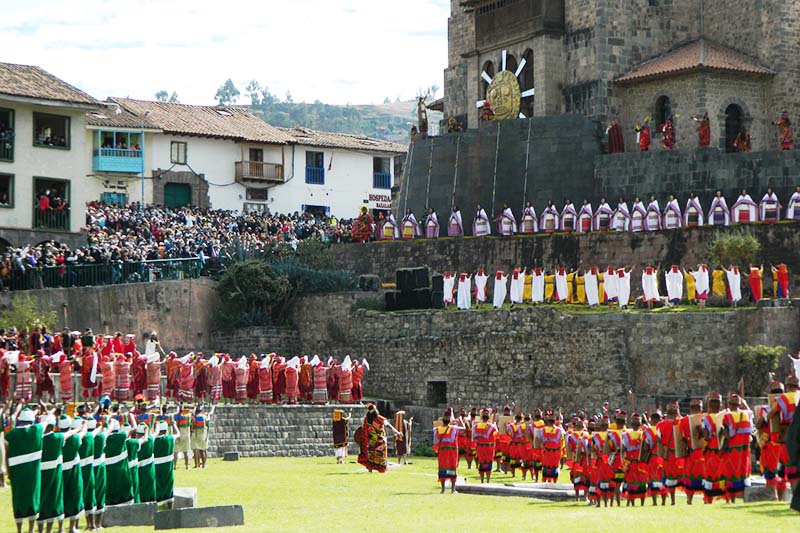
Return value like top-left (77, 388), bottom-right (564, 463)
top-left (486, 70), bottom-right (521, 121)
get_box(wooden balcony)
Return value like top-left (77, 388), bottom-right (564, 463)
top-left (235, 161), bottom-right (284, 184)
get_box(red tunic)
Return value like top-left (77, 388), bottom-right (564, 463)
top-left (698, 118), bottom-right (711, 147)
top-left (433, 425), bottom-right (461, 481)
top-left (272, 360), bottom-right (287, 402)
top-left (194, 359), bottom-right (208, 399)
top-left (285, 366), bottom-right (299, 403)
top-left (81, 353), bottom-right (98, 397)
top-left (351, 365), bottom-right (364, 402)
top-left (472, 422), bottom-right (497, 473)
top-left (132, 354), bottom-right (147, 395)
top-left (32, 355), bottom-right (54, 395)
top-left (299, 363), bottom-right (312, 400)
top-left (100, 358), bottom-right (116, 396)
top-left (639, 126), bottom-right (651, 152)
top-left (656, 418), bottom-right (683, 493)
top-left (146, 360), bottom-right (162, 401)
top-left (257, 366), bottom-right (273, 404)
top-left (721, 410), bottom-right (752, 498)
top-left (14, 358), bottom-right (33, 402)
top-left (678, 416), bottom-right (704, 495)
top-left (221, 359), bottom-right (236, 399)
top-left (234, 363), bottom-right (248, 402)
top-left (622, 430), bottom-right (647, 500)
top-left (246, 359), bottom-right (260, 400)
top-left (114, 357), bottom-right (132, 401)
top-left (59, 356), bottom-right (73, 402)
top-left (178, 360), bottom-right (195, 402)
top-left (540, 426), bottom-right (565, 482)
top-left (701, 414), bottom-right (725, 502)
top-left (208, 363), bottom-right (222, 402)
top-left (337, 368), bottom-right (353, 403)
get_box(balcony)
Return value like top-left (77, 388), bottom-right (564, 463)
top-left (234, 161), bottom-right (284, 184)
top-left (373, 172), bottom-right (392, 190)
top-left (33, 207), bottom-right (70, 232)
top-left (93, 148), bottom-right (143, 173)
top-left (0, 137), bottom-right (12, 162)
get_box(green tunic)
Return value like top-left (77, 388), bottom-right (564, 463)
top-left (61, 433), bottom-right (84, 520)
top-left (79, 431), bottom-right (95, 514)
top-left (6, 423), bottom-right (44, 522)
top-left (93, 432), bottom-right (107, 513)
top-left (126, 438), bottom-right (141, 503)
top-left (153, 434), bottom-right (175, 505)
top-left (38, 431), bottom-right (65, 523)
top-left (137, 436), bottom-right (156, 503)
top-left (104, 432), bottom-right (133, 506)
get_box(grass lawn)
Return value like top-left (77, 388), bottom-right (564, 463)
top-left (2, 457), bottom-right (794, 532)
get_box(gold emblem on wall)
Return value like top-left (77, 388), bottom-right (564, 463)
top-left (476, 50), bottom-right (535, 120)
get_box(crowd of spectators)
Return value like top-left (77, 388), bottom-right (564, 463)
top-left (1, 202), bottom-right (358, 290)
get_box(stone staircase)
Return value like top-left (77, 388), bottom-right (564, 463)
top-left (207, 404), bottom-right (367, 458)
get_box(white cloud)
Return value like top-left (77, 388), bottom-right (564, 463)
top-left (0, 0), bottom-right (449, 105)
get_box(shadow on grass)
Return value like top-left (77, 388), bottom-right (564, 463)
top-left (738, 502), bottom-right (797, 517)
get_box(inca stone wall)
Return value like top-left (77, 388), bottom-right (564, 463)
top-left (208, 326), bottom-right (299, 357)
top-left (207, 404), bottom-right (367, 458)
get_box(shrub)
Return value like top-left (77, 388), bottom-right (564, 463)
top-left (708, 229), bottom-right (760, 268)
top-left (272, 262), bottom-right (357, 294)
top-left (294, 237), bottom-right (335, 270)
top-left (412, 444), bottom-right (436, 457)
top-left (0, 294), bottom-right (57, 332)
top-left (736, 344), bottom-right (785, 395)
top-left (215, 260), bottom-right (293, 327)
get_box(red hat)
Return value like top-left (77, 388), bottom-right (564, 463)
top-left (513, 268), bottom-right (521, 279)
top-left (646, 266), bottom-right (654, 274)
top-left (707, 391), bottom-right (722, 401)
top-left (671, 265), bottom-right (679, 272)
top-left (558, 267), bottom-right (565, 275)
top-left (503, 404), bottom-right (511, 415)
top-left (607, 266), bottom-right (615, 273)
top-left (590, 266), bottom-right (597, 275)
top-left (617, 268), bottom-right (625, 277)
top-left (459, 273), bottom-right (467, 282)
top-left (727, 392), bottom-right (740, 405)
top-left (445, 271), bottom-right (452, 278)
top-left (631, 413), bottom-right (642, 421)
top-left (544, 410), bottom-right (556, 421)
top-left (615, 410), bottom-right (627, 420)
top-left (534, 267), bottom-right (542, 275)
top-left (496, 271), bottom-right (504, 280)
top-left (701, 264), bottom-right (708, 270)
top-left (477, 268), bottom-right (484, 275)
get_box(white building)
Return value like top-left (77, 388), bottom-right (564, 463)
top-left (0, 62), bottom-right (100, 246)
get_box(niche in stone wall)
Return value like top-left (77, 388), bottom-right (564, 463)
top-left (426, 381), bottom-right (448, 408)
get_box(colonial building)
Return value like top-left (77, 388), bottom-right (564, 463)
top-left (444, 0), bottom-right (800, 151)
top-left (0, 62), bottom-right (100, 246)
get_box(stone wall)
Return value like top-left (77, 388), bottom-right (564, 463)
top-left (0, 227), bottom-right (86, 251)
top-left (206, 404), bottom-right (367, 458)
top-left (209, 326), bottom-right (299, 356)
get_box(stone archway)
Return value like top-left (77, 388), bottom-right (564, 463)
top-left (717, 97), bottom-right (752, 152)
top-left (153, 169), bottom-right (210, 209)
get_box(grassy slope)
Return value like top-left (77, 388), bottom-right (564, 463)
top-left (3, 457), bottom-right (793, 532)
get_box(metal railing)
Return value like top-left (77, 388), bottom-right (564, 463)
top-left (0, 137), bottom-right (12, 161)
top-left (305, 166), bottom-right (325, 184)
top-left (1, 257), bottom-right (202, 291)
top-left (33, 207), bottom-right (70, 231)
top-left (372, 172), bottom-right (392, 189)
top-left (94, 148), bottom-right (143, 158)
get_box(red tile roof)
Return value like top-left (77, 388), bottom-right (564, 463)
top-left (0, 62), bottom-right (98, 106)
top-left (616, 39), bottom-right (774, 84)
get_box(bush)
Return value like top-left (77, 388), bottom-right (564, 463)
top-left (0, 294), bottom-right (57, 332)
top-left (413, 444), bottom-right (436, 457)
top-left (215, 260), bottom-right (293, 327)
top-left (708, 229), bottom-right (760, 268)
top-left (272, 262), bottom-right (357, 295)
top-left (736, 344), bottom-right (785, 395)
top-left (294, 237), bottom-right (335, 270)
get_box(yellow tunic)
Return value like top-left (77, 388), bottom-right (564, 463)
top-left (684, 272), bottom-right (696, 302)
top-left (544, 275), bottom-right (555, 301)
top-left (711, 270), bottom-right (726, 297)
top-left (576, 275), bottom-right (586, 304)
top-left (566, 272), bottom-right (575, 303)
top-left (523, 273), bottom-right (533, 302)
top-left (597, 273), bottom-right (605, 304)
top-left (773, 270), bottom-right (779, 298)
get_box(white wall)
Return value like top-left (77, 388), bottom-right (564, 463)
top-left (0, 100), bottom-right (95, 233)
top-left (269, 145), bottom-right (396, 218)
top-left (83, 128), bottom-right (157, 206)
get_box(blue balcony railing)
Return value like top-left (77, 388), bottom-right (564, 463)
top-left (305, 166), bottom-right (325, 184)
top-left (0, 137), bottom-right (12, 162)
top-left (93, 148), bottom-right (143, 173)
top-left (373, 172), bottom-right (391, 189)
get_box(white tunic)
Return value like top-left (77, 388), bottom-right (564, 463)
top-left (457, 277), bottom-right (472, 310)
top-left (692, 268), bottom-right (710, 296)
top-left (554, 271), bottom-right (568, 302)
top-left (642, 271), bottom-right (660, 302)
top-left (617, 271), bottom-right (632, 307)
top-left (604, 270), bottom-right (619, 302)
top-left (443, 275), bottom-right (455, 305)
top-left (584, 272), bottom-right (600, 306)
top-left (474, 273), bottom-right (488, 302)
top-left (665, 269), bottom-right (684, 302)
top-left (493, 275), bottom-right (508, 308)
top-left (509, 274), bottom-right (524, 304)
top-left (531, 271), bottom-right (545, 303)
top-left (726, 269), bottom-right (742, 302)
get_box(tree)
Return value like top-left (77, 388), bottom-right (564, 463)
top-left (215, 260), bottom-right (292, 326)
top-left (736, 344), bottom-right (785, 395)
top-left (155, 90), bottom-right (179, 103)
top-left (215, 79), bottom-right (240, 106)
top-left (708, 229), bottom-right (760, 267)
top-left (260, 86), bottom-right (279, 106)
top-left (285, 91), bottom-right (294, 104)
top-left (383, 97), bottom-right (391, 104)
top-left (245, 80), bottom-right (261, 106)
top-left (0, 294), bottom-right (57, 332)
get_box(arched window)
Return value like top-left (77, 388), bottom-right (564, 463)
top-left (505, 54), bottom-right (518, 76)
top-left (724, 104), bottom-right (744, 153)
top-left (655, 95), bottom-right (671, 126)
top-left (481, 61), bottom-right (495, 100)
top-left (521, 49), bottom-right (534, 117)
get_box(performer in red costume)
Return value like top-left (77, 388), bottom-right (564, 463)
top-left (656, 402), bottom-right (683, 505)
top-left (433, 408), bottom-right (461, 494)
top-left (774, 111), bottom-right (794, 150)
top-left (472, 408), bottom-right (498, 483)
top-left (694, 112), bottom-right (711, 147)
top-left (607, 117), bottom-right (625, 153)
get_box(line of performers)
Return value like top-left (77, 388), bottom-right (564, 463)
top-left (440, 262), bottom-right (790, 310)
top-left (1, 400), bottom-right (195, 533)
top-left (376, 186), bottom-right (800, 240)
top-left (433, 380), bottom-right (799, 507)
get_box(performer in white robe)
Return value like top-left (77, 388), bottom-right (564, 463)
top-left (759, 188), bottom-right (782, 223)
top-left (473, 205), bottom-right (492, 236)
top-left (457, 273), bottom-right (472, 310)
top-left (540, 202), bottom-right (560, 234)
top-left (447, 206), bottom-right (464, 237)
top-left (616, 267), bottom-right (633, 309)
top-left (594, 199), bottom-right (614, 231)
top-left (554, 267), bottom-right (568, 302)
top-left (665, 265), bottom-right (684, 305)
top-left (401, 209), bottom-right (421, 239)
top-left (723, 265), bottom-right (742, 307)
top-left (443, 272), bottom-right (455, 306)
top-left (577, 200), bottom-right (593, 233)
top-left (641, 265), bottom-right (660, 309)
top-left (509, 268), bottom-right (524, 305)
top-left (787, 186), bottom-right (800, 221)
top-left (731, 190), bottom-right (757, 223)
top-left (631, 197), bottom-right (647, 232)
top-left (424, 208), bottom-right (440, 238)
top-left (646, 196), bottom-right (662, 231)
top-left (707, 191), bottom-right (730, 226)
top-left (560, 200), bottom-right (578, 232)
top-left (662, 195), bottom-right (682, 229)
top-left (683, 193), bottom-right (704, 227)
top-left (613, 198), bottom-right (631, 231)
top-left (492, 271), bottom-right (508, 309)
top-left (520, 202), bottom-right (538, 234)
top-left (531, 267), bottom-right (545, 304)
top-left (584, 266), bottom-right (600, 306)
top-left (691, 264), bottom-right (710, 308)
top-left (603, 266), bottom-right (619, 304)
top-left (497, 205), bottom-right (517, 236)
top-left (474, 268), bottom-right (489, 306)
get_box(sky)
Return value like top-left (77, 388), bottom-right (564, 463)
top-left (1, 0), bottom-right (450, 106)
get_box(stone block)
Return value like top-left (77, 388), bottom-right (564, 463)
top-left (744, 484), bottom-right (792, 503)
top-left (154, 505), bottom-right (244, 530)
top-left (358, 274), bottom-right (381, 292)
top-left (104, 502), bottom-right (156, 527)
top-left (223, 451), bottom-right (239, 461)
top-left (174, 487), bottom-right (198, 509)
